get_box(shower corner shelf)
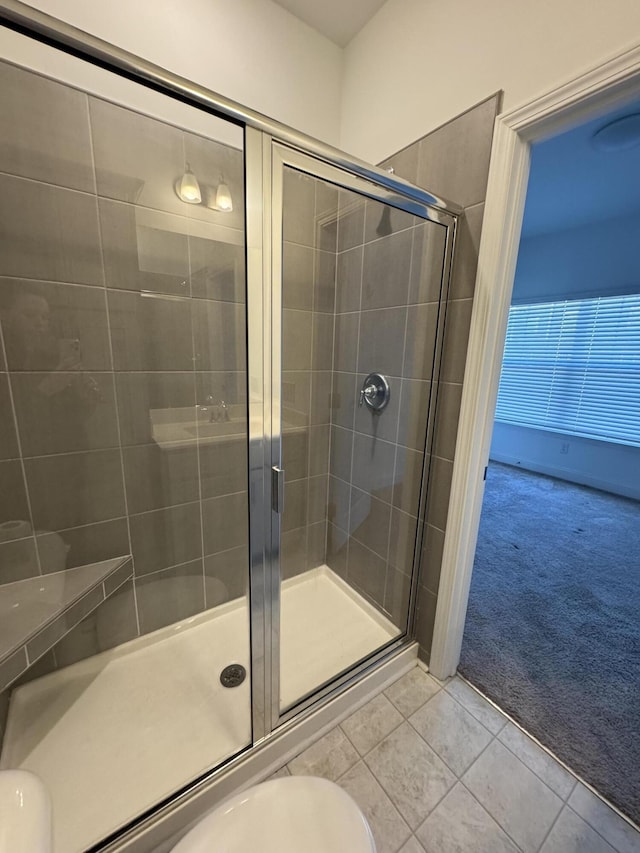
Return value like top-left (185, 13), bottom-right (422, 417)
top-left (0, 555), bottom-right (133, 693)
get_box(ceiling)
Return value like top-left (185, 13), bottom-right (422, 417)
top-left (272, 0), bottom-right (639, 231)
top-left (272, 0), bottom-right (386, 46)
top-left (522, 97), bottom-right (640, 238)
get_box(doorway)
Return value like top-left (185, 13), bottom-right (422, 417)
top-left (429, 43), bottom-right (640, 829)
top-left (459, 96), bottom-right (640, 817)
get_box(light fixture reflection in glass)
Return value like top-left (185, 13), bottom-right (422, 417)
top-left (175, 163), bottom-right (202, 204)
top-left (215, 177), bottom-right (233, 212)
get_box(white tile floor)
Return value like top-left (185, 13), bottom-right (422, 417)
top-left (274, 666), bottom-right (640, 853)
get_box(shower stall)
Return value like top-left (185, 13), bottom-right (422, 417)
top-left (0, 4), bottom-right (459, 851)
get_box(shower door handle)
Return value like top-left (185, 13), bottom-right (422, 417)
top-left (272, 466), bottom-right (285, 514)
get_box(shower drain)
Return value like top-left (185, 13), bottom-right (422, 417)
top-left (220, 664), bottom-right (247, 688)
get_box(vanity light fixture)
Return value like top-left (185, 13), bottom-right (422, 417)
top-left (215, 177), bottom-right (233, 212)
top-left (175, 163), bottom-right (202, 204)
top-left (176, 165), bottom-right (233, 212)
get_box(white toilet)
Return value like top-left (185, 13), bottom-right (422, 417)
top-left (0, 770), bottom-right (375, 853)
top-left (172, 776), bottom-right (377, 853)
top-left (0, 770), bottom-right (52, 853)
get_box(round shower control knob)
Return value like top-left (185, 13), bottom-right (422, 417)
top-left (361, 384), bottom-right (378, 404)
top-left (359, 373), bottom-right (390, 412)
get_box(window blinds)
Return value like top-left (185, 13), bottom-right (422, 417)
top-left (495, 295), bottom-right (640, 447)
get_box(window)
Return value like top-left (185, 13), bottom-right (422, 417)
top-left (495, 295), bottom-right (640, 447)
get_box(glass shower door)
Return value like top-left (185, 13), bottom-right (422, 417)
top-left (272, 145), bottom-right (450, 717)
top-left (0, 52), bottom-right (252, 852)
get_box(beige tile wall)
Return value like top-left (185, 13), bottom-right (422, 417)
top-left (0, 58), bottom-right (500, 690)
top-left (380, 93), bottom-right (502, 660)
top-left (325, 189), bottom-right (449, 631)
top-left (0, 61), bottom-right (248, 678)
top-left (280, 169), bottom-right (338, 578)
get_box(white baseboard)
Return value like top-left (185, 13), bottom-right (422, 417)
top-left (490, 452), bottom-right (640, 501)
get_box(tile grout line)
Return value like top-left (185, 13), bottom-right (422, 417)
top-left (0, 278), bottom-right (248, 308)
top-left (563, 800), bottom-right (628, 853)
top-left (338, 704), bottom-right (405, 762)
top-left (399, 676), bottom-right (539, 851)
top-left (88, 102), bottom-right (141, 638)
top-left (293, 670), bottom-right (595, 853)
top-left (446, 676), bottom-right (508, 732)
top-left (405, 686), bottom-right (496, 779)
top-left (292, 670), bottom-right (623, 853)
top-left (332, 755), bottom-right (413, 847)
top-left (380, 219), bottom-right (415, 618)
top-left (325, 194), bottom-right (342, 566)
top-left (184, 138), bottom-right (210, 613)
top-left (379, 671), bottom-right (640, 850)
top-left (339, 689), bottom-right (459, 834)
top-left (134, 556), bottom-right (209, 581)
top-left (454, 732), bottom-right (533, 853)
top-left (314, 184), bottom-right (331, 565)
top-left (497, 727), bottom-right (579, 804)
top-left (298, 182), bottom-right (317, 571)
top-left (2, 366), bottom-right (248, 375)
top-left (411, 684), bottom-right (499, 770)
top-left (454, 673), bottom-right (622, 816)
top-left (342, 200), bottom-right (366, 588)
top-left (456, 778), bottom-right (526, 853)
top-left (0, 337), bottom-right (42, 577)
top-left (334, 754), bottom-right (413, 846)
top-left (451, 720), bottom-right (568, 852)
top-left (533, 801), bottom-right (565, 853)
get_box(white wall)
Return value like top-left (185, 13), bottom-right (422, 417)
top-left (491, 422), bottom-right (640, 500)
top-left (8, 0), bottom-right (343, 146)
top-left (513, 213), bottom-right (640, 305)
top-left (14, 0), bottom-right (640, 166)
top-left (340, 0), bottom-right (640, 163)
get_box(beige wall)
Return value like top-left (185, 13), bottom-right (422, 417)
top-left (325, 191), bottom-right (448, 631)
top-left (7, 0), bottom-right (640, 166)
top-left (378, 95), bottom-right (501, 661)
top-left (341, 0), bottom-right (640, 162)
top-left (0, 0), bottom-right (344, 146)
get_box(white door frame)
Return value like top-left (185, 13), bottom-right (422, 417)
top-left (429, 42), bottom-right (640, 680)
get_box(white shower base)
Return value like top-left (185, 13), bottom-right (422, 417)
top-left (1, 565), bottom-right (397, 853)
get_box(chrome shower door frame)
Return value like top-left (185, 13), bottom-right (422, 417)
top-left (262, 140), bottom-right (457, 731)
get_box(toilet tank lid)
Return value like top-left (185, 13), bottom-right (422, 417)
top-left (172, 776), bottom-right (376, 853)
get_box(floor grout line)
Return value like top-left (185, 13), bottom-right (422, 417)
top-left (280, 666), bottom-right (640, 853)
top-left (563, 801), bottom-right (624, 853)
top-left (333, 755), bottom-right (413, 842)
top-left (346, 669), bottom-right (556, 851)
top-left (456, 778), bottom-right (527, 853)
top-left (455, 671), bottom-right (638, 828)
top-left (534, 801), bottom-right (565, 853)
top-left (496, 726), bottom-right (579, 804)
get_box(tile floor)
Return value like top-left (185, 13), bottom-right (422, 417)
top-left (271, 666), bottom-right (640, 853)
